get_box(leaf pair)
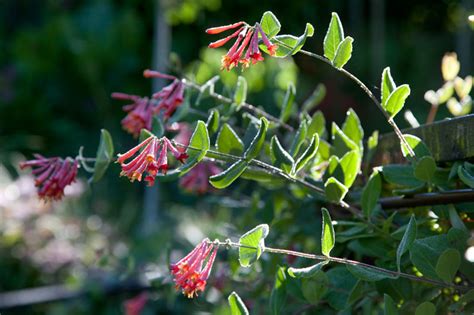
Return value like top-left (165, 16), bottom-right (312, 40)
top-left (323, 12), bottom-right (354, 69)
top-left (380, 67), bottom-right (411, 118)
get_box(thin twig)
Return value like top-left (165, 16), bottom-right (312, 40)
top-left (212, 240), bottom-right (473, 292)
top-left (272, 38), bottom-right (416, 158)
top-left (182, 79), bottom-right (294, 132)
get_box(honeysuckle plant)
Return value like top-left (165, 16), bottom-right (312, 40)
top-left (18, 10), bottom-right (474, 314)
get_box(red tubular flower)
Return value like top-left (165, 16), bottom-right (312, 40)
top-left (256, 23), bottom-right (278, 56)
top-left (117, 136), bottom-right (188, 186)
top-left (124, 292), bottom-right (148, 315)
top-left (20, 155), bottom-right (78, 201)
top-left (170, 239), bottom-right (218, 298)
top-left (112, 93), bottom-right (154, 138)
top-left (205, 21), bottom-right (245, 34)
top-left (143, 70), bottom-right (185, 120)
top-left (207, 21), bottom-right (277, 70)
top-left (179, 162), bottom-right (222, 194)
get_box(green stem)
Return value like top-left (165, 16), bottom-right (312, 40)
top-left (211, 239), bottom-right (472, 292)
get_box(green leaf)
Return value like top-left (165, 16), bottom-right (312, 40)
top-left (321, 208), bottom-right (335, 256)
top-left (458, 165), bottom-right (474, 188)
top-left (209, 160), bottom-right (248, 189)
top-left (396, 215), bottom-right (417, 272)
top-left (244, 117), bottom-right (268, 161)
top-left (342, 108), bottom-right (364, 150)
top-left (326, 267), bottom-right (358, 310)
top-left (302, 84), bottom-right (326, 112)
top-left (307, 110), bottom-right (326, 137)
top-left (270, 136), bottom-right (294, 174)
top-left (260, 11), bottom-right (281, 38)
top-left (287, 261), bottom-right (329, 278)
top-left (152, 116), bottom-right (164, 137)
top-left (361, 170), bottom-right (382, 218)
top-left (270, 267), bottom-right (287, 315)
top-left (382, 165), bottom-right (424, 187)
top-left (216, 123), bottom-right (244, 155)
top-left (384, 294), bottom-right (399, 315)
top-left (333, 36), bottom-right (354, 69)
top-left (414, 156), bottom-right (436, 182)
top-left (268, 23), bottom-right (314, 57)
top-left (368, 130), bottom-right (379, 151)
top-left (241, 167), bottom-right (279, 183)
top-left (325, 177), bottom-right (348, 202)
top-left (331, 122), bottom-right (359, 157)
top-left (324, 12), bottom-right (344, 61)
top-left (239, 224), bottom-right (269, 267)
top-left (384, 84), bottom-right (411, 118)
top-left (234, 76), bottom-right (247, 105)
top-left (381, 67), bottom-right (396, 106)
top-left (91, 129), bottom-right (114, 183)
top-left (415, 302), bottom-right (436, 315)
top-left (400, 134), bottom-right (431, 159)
top-left (289, 120), bottom-right (308, 156)
top-left (294, 134), bottom-right (319, 173)
top-left (280, 83), bottom-right (295, 122)
top-left (206, 109), bottom-right (220, 135)
top-left (346, 264), bottom-right (397, 281)
top-left (339, 150), bottom-right (361, 187)
top-left (435, 248), bottom-right (461, 283)
top-left (180, 121), bottom-right (210, 174)
top-left (410, 235), bottom-right (449, 280)
top-left (228, 292), bottom-right (249, 315)
top-left (301, 271), bottom-right (328, 304)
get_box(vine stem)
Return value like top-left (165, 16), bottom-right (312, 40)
top-left (210, 239), bottom-right (472, 292)
top-left (272, 39), bottom-right (416, 158)
top-left (175, 141), bottom-right (369, 220)
top-left (181, 79), bottom-right (294, 132)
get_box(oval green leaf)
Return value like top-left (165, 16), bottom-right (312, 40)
top-left (238, 224), bottom-right (270, 267)
top-left (209, 160), bottom-right (248, 189)
top-left (333, 36), bottom-right (354, 69)
top-left (323, 12), bottom-right (344, 61)
top-left (91, 129), bottom-right (114, 183)
top-left (384, 84), bottom-right (411, 118)
top-left (321, 208), bottom-right (335, 256)
top-left (244, 117), bottom-right (268, 161)
top-left (228, 292), bottom-right (249, 315)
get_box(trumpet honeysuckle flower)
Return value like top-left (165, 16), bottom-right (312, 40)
top-left (170, 239), bottom-right (218, 298)
top-left (112, 93), bottom-right (155, 138)
top-left (123, 292), bottom-right (148, 315)
top-left (20, 155), bottom-right (79, 201)
top-left (117, 136), bottom-right (188, 186)
top-left (206, 21), bottom-right (277, 70)
top-left (179, 162), bottom-right (222, 194)
top-left (143, 70), bottom-right (185, 119)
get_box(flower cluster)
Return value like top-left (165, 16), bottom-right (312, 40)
top-left (112, 93), bottom-right (154, 138)
top-left (19, 155), bottom-right (78, 201)
top-left (170, 239), bottom-right (218, 298)
top-left (180, 162), bottom-right (222, 194)
top-left (206, 22), bottom-right (278, 70)
top-left (144, 70), bottom-right (185, 119)
top-left (112, 71), bottom-right (185, 137)
top-left (117, 136), bottom-right (188, 186)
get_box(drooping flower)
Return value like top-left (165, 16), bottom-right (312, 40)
top-left (206, 21), bottom-right (277, 70)
top-left (123, 292), bottom-right (148, 315)
top-left (143, 70), bottom-right (185, 119)
top-left (20, 155), bottom-right (79, 201)
top-left (179, 162), bottom-right (222, 194)
top-left (170, 239), bottom-right (218, 298)
top-left (112, 92), bottom-right (155, 138)
top-left (117, 136), bottom-right (188, 186)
